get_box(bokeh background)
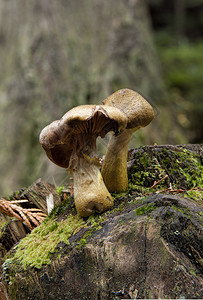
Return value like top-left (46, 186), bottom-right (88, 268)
top-left (0, 0), bottom-right (202, 196)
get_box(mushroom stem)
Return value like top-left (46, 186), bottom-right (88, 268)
top-left (70, 136), bottom-right (113, 217)
top-left (73, 155), bottom-right (113, 217)
top-left (101, 130), bottom-right (133, 192)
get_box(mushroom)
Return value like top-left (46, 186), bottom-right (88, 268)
top-left (101, 88), bottom-right (154, 193)
top-left (39, 104), bottom-right (127, 217)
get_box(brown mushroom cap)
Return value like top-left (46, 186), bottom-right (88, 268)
top-left (103, 88), bottom-right (154, 130)
top-left (39, 104), bottom-right (127, 168)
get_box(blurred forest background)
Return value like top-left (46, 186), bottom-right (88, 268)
top-left (0, 0), bottom-right (202, 196)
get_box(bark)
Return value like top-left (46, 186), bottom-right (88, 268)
top-left (0, 221), bottom-right (27, 252)
top-left (7, 178), bottom-right (61, 214)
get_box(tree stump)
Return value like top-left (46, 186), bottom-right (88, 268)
top-left (1, 145), bottom-right (203, 299)
top-left (12, 178), bottom-right (61, 214)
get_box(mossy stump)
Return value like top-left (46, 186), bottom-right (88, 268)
top-left (1, 144), bottom-right (203, 299)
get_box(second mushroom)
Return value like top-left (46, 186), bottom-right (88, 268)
top-left (39, 105), bottom-right (127, 217)
top-left (101, 88), bottom-right (155, 193)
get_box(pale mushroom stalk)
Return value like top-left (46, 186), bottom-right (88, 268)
top-left (101, 88), bottom-right (154, 193)
top-left (39, 104), bottom-right (127, 217)
top-left (101, 130), bottom-right (133, 193)
top-left (69, 134), bottom-right (112, 217)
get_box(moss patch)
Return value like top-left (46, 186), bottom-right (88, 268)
top-left (3, 198), bottom-right (107, 270)
top-left (5, 214), bottom-right (85, 269)
top-left (128, 147), bottom-right (203, 197)
top-left (128, 151), bottom-right (165, 191)
top-left (76, 215), bottom-right (106, 249)
top-left (134, 203), bottom-right (157, 216)
top-left (157, 148), bottom-right (202, 189)
top-left (185, 189), bottom-right (203, 203)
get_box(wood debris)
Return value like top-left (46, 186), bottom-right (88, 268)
top-left (154, 186), bottom-right (203, 195)
top-left (0, 198), bottom-right (47, 230)
top-left (150, 174), bottom-right (203, 195)
top-left (150, 175), bottom-right (168, 188)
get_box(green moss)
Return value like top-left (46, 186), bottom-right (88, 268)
top-left (56, 185), bottom-right (65, 196)
top-left (171, 205), bottom-right (190, 216)
top-left (3, 209), bottom-right (107, 270)
top-left (189, 268), bottom-right (197, 277)
top-left (5, 214), bottom-right (86, 269)
top-left (111, 191), bottom-right (127, 199)
top-left (1, 220), bottom-right (9, 230)
top-left (134, 203), bottom-right (157, 216)
top-left (76, 215), bottom-right (106, 249)
top-left (128, 150), bottom-right (167, 193)
top-left (185, 190), bottom-right (203, 204)
top-left (3, 147), bottom-right (202, 273)
top-left (48, 194), bottom-right (73, 217)
top-left (87, 214), bottom-right (106, 227)
top-left (128, 147), bottom-right (203, 195)
top-left (158, 148), bottom-right (203, 189)
top-left (0, 220), bottom-right (9, 239)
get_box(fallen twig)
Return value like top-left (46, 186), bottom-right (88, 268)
top-left (187, 187), bottom-right (203, 192)
top-left (0, 198), bottom-right (47, 230)
top-left (154, 186), bottom-right (203, 195)
top-left (150, 175), bottom-right (168, 189)
top-left (9, 199), bottom-right (29, 204)
top-left (155, 187), bottom-right (171, 194)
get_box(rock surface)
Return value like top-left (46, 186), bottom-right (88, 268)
top-left (1, 144), bottom-right (203, 299)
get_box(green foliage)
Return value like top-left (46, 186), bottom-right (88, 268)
top-left (160, 42), bottom-right (203, 92)
top-left (157, 38), bottom-right (203, 142)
